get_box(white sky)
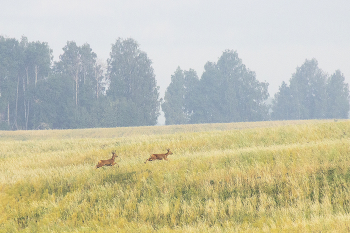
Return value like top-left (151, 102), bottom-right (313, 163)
top-left (1, 0), bottom-right (350, 100)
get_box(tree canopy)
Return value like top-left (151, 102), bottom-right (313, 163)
top-left (163, 50), bottom-right (270, 125)
top-left (272, 59), bottom-right (349, 120)
top-left (0, 36), bottom-right (349, 130)
top-left (107, 38), bottom-right (160, 127)
top-left (0, 36), bottom-right (53, 130)
top-left (162, 67), bottom-right (199, 125)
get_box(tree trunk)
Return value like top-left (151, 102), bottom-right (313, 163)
top-left (26, 100), bottom-right (30, 130)
top-left (95, 66), bottom-right (99, 99)
top-left (83, 67), bottom-right (86, 85)
top-left (35, 65), bottom-right (38, 87)
top-left (26, 67), bottom-right (29, 85)
top-left (75, 75), bottom-right (79, 106)
top-left (75, 64), bottom-right (79, 106)
top-left (15, 76), bottom-right (19, 130)
top-left (23, 77), bottom-right (27, 130)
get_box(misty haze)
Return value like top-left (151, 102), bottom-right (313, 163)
top-left (1, 1), bottom-right (350, 232)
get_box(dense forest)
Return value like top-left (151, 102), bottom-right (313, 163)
top-left (0, 36), bottom-right (159, 130)
top-left (163, 55), bottom-right (349, 125)
top-left (0, 36), bottom-right (349, 130)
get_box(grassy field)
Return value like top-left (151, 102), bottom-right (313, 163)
top-left (1, 119), bottom-right (350, 232)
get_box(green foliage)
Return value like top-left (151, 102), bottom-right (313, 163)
top-left (189, 50), bottom-right (269, 124)
top-left (164, 50), bottom-right (270, 125)
top-left (326, 70), bottom-right (350, 118)
top-left (51, 41), bottom-right (107, 129)
top-left (0, 36), bottom-right (115, 130)
top-left (272, 59), bottom-right (349, 120)
top-left (290, 59), bottom-right (327, 119)
top-left (271, 81), bottom-right (293, 120)
top-left (107, 38), bottom-right (160, 127)
top-left (0, 36), bottom-right (52, 130)
top-left (162, 67), bottom-right (199, 125)
top-left (54, 41), bottom-right (102, 108)
top-left (0, 37), bottom-right (23, 129)
top-left (1, 35), bottom-right (348, 130)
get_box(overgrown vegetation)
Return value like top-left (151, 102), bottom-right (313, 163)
top-left (1, 120), bottom-right (350, 232)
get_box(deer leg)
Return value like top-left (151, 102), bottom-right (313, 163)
top-left (145, 158), bottom-right (152, 164)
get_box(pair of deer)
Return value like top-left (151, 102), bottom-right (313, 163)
top-left (96, 149), bottom-right (173, 168)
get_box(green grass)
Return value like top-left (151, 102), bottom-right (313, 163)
top-left (1, 119), bottom-right (350, 232)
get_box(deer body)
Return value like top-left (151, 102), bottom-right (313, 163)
top-left (145, 149), bottom-right (173, 164)
top-left (96, 151), bottom-right (119, 168)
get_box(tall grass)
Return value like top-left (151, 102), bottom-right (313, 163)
top-left (1, 120), bottom-right (350, 232)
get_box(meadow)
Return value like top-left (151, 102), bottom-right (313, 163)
top-left (1, 119), bottom-right (350, 232)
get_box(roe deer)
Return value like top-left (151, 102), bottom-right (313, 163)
top-left (96, 151), bottom-right (119, 168)
top-left (145, 149), bottom-right (173, 164)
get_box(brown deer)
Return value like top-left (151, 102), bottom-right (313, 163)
top-left (96, 151), bottom-right (119, 168)
top-left (145, 149), bottom-right (173, 164)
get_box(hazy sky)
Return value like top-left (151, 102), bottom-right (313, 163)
top-left (1, 0), bottom-right (350, 98)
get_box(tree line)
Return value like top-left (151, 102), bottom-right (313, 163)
top-left (162, 53), bottom-right (349, 125)
top-left (0, 36), bottom-right (159, 130)
top-left (0, 36), bottom-right (348, 130)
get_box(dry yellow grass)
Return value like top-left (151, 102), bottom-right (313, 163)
top-left (0, 119), bottom-right (349, 232)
